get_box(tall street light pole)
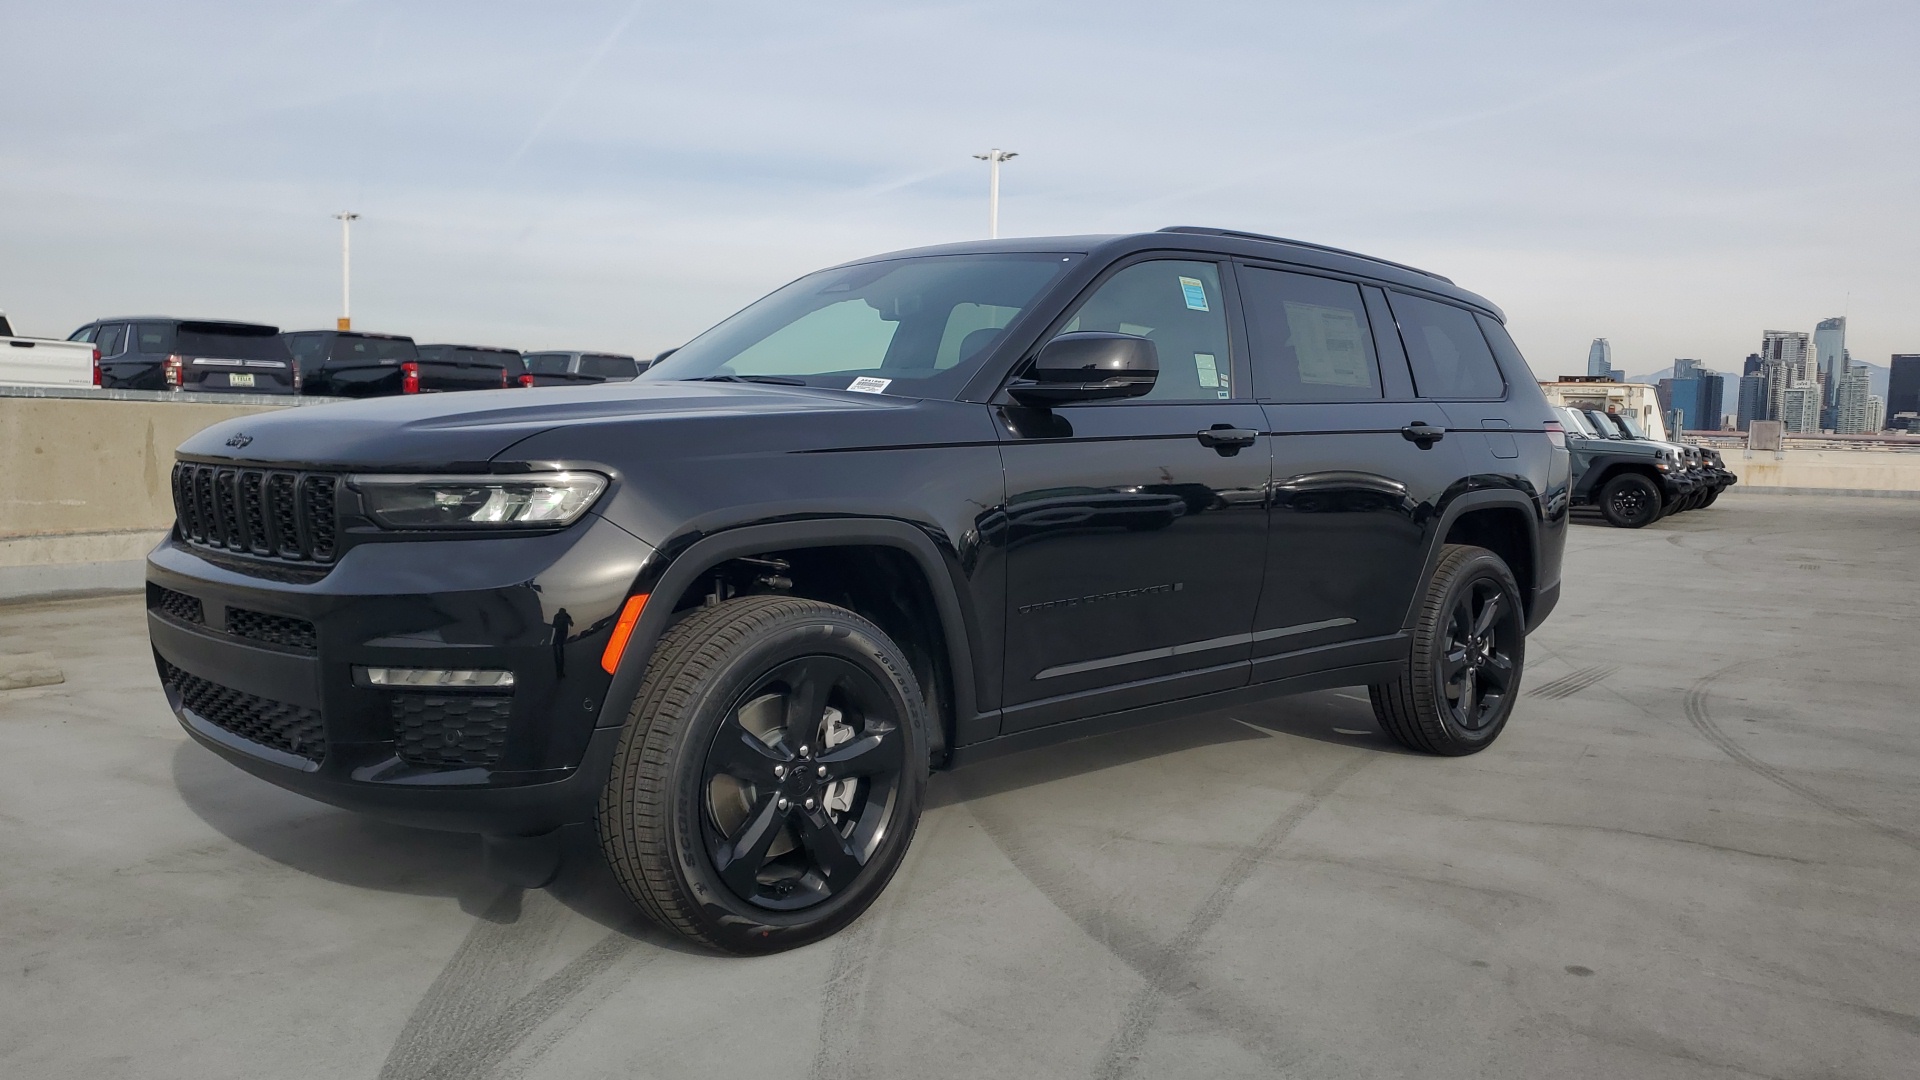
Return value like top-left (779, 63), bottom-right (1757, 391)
top-left (971, 149), bottom-right (1017, 238)
top-left (334, 212), bottom-right (360, 330)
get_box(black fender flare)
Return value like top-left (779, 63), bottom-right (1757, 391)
top-left (598, 518), bottom-right (982, 757)
top-left (1403, 489), bottom-right (1542, 630)
top-left (1574, 455), bottom-right (1663, 502)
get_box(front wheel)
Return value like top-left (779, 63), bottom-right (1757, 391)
top-left (1370, 544), bottom-right (1525, 756)
top-left (1700, 487), bottom-right (1721, 508)
top-left (597, 595), bottom-right (927, 954)
top-left (1598, 473), bottom-right (1663, 528)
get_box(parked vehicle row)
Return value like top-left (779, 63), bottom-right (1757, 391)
top-left (11, 315), bottom-right (649, 397)
top-left (1556, 405), bottom-right (1734, 527)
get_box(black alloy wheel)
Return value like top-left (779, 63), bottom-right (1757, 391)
top-left (700, 655), bottom-right (907, 911)
top-left (1370, 544), bottom-right (1526, 755)
top-left (598, 595), bottom-right (926, 954)
top-left (1435, 577), bottom-right (1521, 733)
top-left (1598, 473), bottom-right (1662, 528)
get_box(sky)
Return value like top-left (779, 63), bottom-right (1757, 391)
top-left (4, 0), bottom-right (1917, 378)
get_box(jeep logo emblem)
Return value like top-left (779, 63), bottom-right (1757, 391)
top-left (225, 432), bottom-right (254, 448)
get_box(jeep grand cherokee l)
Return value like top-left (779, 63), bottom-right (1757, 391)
top-left (146, 227), bottom-right (1568, 953)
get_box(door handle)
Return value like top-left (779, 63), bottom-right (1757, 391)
top-left (1197, 425), bottom-right (1258, 455)
top-left (1400, 422), bottom-right (1446, 448)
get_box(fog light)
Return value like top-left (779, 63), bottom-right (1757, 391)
top-left (357, 666), bottom-right (515, 689)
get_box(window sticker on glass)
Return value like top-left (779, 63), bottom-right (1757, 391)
top-left (1178, 276), bottom-right (1210, 312)
top-left (1194, 352), bottom-right (1219, 387)
top-left (846, 376), bottom-right (891, 394)
top-left (1283, 301), bottom-right (1371, 387)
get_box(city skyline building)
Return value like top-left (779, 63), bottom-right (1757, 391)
top-left (1736, 372), bottom-right (1765, 431)
top-left (1759, 330), bottom-right (1816, 430)
top-left (1587, 338), bottom-right (1613, 378)
top-left (1832, 366), bottom-right (1880, 433)
top-left (1814, 316), bottom-right (1847, 426)
top-left (1887, 355), bottom-right (1920, 419)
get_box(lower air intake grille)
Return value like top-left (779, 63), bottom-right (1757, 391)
top-left (390, 694), bottom-right (513, 768)
top-left (161, 660), bottom-right (326, 763)
top-left (148, 584), bottom-right (204, 624)
top-left (226, 608), bottom-right (318, 652)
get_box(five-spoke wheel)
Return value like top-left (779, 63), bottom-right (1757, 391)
top-left (1370, 544), bottom-right (1526, 755)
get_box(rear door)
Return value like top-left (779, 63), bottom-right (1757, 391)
top-left (1242, 265), bottom-right (1464, 677)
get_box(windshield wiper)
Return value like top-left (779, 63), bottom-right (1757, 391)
top-left (689, 374), bottom-right (808, 386)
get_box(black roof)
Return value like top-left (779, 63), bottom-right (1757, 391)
top-left (85, 316), bottom-right (280, 332)
top-left (846, 227), bottom-right (1503, 320)
top-left (286, 329), bottom-right (415, 341)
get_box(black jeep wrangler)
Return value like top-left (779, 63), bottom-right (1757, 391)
top-left (146, 228), bottom-right (1568, 953)
top-left (1558, 406), bottom-right (1691, 527)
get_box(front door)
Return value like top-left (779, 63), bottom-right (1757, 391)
top-left (997, 258), bottom-right (1270, 732)
top-left (1239, 267), bottom-right (1463, 681)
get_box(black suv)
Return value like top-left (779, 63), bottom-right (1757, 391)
top-left (146, 228), bottom-right (1568, 953)
top-left (521, 350), bottom-right (645, 386)
top-left (69, 317), bottom-right (294, 393)
top-left (285, 331), bottom-right (419, 398)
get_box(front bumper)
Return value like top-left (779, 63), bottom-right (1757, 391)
top-left (147, 514), bottom-right (652, 834)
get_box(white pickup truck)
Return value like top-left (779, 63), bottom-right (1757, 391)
top-left (0, 311), bottom-right (96, 388)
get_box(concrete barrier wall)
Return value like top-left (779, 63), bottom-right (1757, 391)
top-left (0, 391), bottom-right (303, 597)
top-left (1718, 448), bottom-right (1920, 496)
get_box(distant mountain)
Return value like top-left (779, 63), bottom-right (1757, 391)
top-left (1627, 362), bottom-right (1890, 423)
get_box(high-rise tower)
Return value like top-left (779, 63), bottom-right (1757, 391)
top-left (1586, 339), bottom-right (1613, 378)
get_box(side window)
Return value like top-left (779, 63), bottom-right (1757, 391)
top-left (1240, 267), bottom-right (1381, 402)
top-left (1055, 260), bottom-right (1232, 402)
top-left (96, 324), bottom-right (128, 358)
top-left (135, 322), bottom-right (174, 354)
top-left (288, 335), bottom-right (328, 367)
top-left (1387, 293), bottom-right (1505, 400)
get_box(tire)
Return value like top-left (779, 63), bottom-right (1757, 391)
top-left (1369, 544), bottom-right (1525, 756)
top-left (596, 595), bottom-right (928, 954)
top-left (1597, 473), bottom-right (1663, 528)
top-left (1700, 487), bottom-right (1721, 508)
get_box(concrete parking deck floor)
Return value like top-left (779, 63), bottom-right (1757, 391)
top-left (2, 492), bottom-right (1917, 1079)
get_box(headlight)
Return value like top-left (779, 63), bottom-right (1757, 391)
top-left (349, 471), bottom-right (608, 530)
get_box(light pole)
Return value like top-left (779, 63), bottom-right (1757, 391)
top-left (971, 149), bottom-right (1017, 238)
top-left (334, 212), bottom-right (360, 330)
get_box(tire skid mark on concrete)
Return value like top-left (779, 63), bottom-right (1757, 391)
top-left (1685, 663), bottom-right (1920, 856)
top-left (961, 747), bottom-right (1368, 1077)
top-left (1529, 665), bottom-right (1619, 700)
top-left (377, 887), bottom-right (648, 1080)
top-left (806, 804), bottom-right (942, 1080)
top-left (1092, 753), bottom-right (1371, 1080)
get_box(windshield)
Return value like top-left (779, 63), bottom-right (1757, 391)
top-left (178, 325), bottom-right (287, 361)
top-left (330, 335), bottom-right (416, 364)
top-left (524, 352), bottom-right (572, 375)
top-left (1615, 412), bottom-right (1647, 438)
top-left (1583, 410), bottom-right (1620, 438)
top-left (644, 253), bottom-right (1075, 396)
top-left (1558, 408), bottom-right (1596, 437)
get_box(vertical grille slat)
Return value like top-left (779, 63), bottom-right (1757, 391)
top-left (169, 463), bottom-right (339, 567)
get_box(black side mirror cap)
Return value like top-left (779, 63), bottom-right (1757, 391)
top-left (1008, 331), bottom-right (1158, 405)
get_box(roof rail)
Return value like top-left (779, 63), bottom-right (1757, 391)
top-left (1157, 226), bottom-right (1453, 284)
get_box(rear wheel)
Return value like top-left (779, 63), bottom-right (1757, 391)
top-left (597, 595), bottom-right (927, 954)
top-left (1598, 473), bottom-right (1663, 528)
top-left (1370, 545), bottom-right (1525, 756)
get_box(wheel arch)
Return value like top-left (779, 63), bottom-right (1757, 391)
top-left (602, 519), bottom-right (982, 767)
top-left (1406, 490), bottom-right (1541, 630)
top-left (1577, 457), bottom-right (1662, 501)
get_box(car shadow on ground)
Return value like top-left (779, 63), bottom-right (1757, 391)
top-left (169, 687), bottom-right (1403, 943)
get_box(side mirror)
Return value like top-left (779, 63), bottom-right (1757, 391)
top-left (1008, 332), bottom-right (1157, 405)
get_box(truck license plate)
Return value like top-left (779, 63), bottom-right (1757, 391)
top-left (230, 373), bottom-right (255, 388)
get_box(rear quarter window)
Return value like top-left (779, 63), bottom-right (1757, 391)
top-left (1388, 293), bottom-right (1505, 400)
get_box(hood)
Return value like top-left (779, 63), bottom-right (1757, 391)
top-left (175, 380), bottom-right (912, 470)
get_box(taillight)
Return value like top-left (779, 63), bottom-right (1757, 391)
top-left (517, 373), bottom-right (535, 388)
top-left (163, 354), bottom-right (184, 389)
top-left (401, 361), bottom-right (420, 394)
top-left (91, 347), bottom-right (101, 387)
top-left (1543, 420), bottom-right (1566, 448)
top-left (501, 368), bottom-right (510, 388)
top-left (291, 359), bottom-right (302, 393)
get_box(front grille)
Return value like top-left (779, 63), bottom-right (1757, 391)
top-left (391, 694), bottom-right (513, 768)
top-left (160, 660), bottom-right (326, 763)
top-left (226, 607), bottom-right (317, 651)
top-left (148, 583), bottom-right (204, 624)
top-left (171, 462), bottom-right (340, 564)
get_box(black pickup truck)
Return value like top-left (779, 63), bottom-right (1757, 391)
top-left (146, 227), bottom-right (1569, 953)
